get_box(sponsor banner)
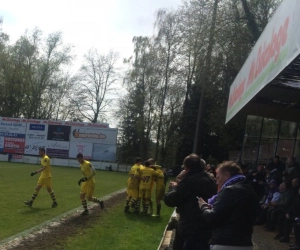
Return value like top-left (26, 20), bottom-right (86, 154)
top-left (0, 132), bottom-right (25, 138)
top-left (0, 136), bottom-right (4, 152)
top-left (0, 121), bottom-right (27, 134)
top-left (11, 154), bottom-right (23, 163)
top-left (46, 140), bottom-right (70, 150)
top-left (0, 117), bottom-right (109, 128)
top-left (26, 124), bottom-right (48, 140)
top-left (47, 125), bottom-right (71, 141)
top-left (46, 148), bottom-right (69, 158)
top-left (70, 127), bottom-right (117, 145)
top-left (69, 142), bottom-right (93, 159)
top-left (24, 139), bottom-right (47, 155)
top-left (226, 0), bottom-right (300, 122)
top-left (4, 137), bottom-right (25, 154)
top-left (92, 144), bottom-right (116, 161)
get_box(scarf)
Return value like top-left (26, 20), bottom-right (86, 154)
top-left (208, 174), bottom-right (246, 207)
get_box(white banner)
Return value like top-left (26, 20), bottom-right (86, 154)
top-left (24, 123), bottom-right (48, 155)
top-left (46, 140), bottom-right (70, 158)
top-left (69, 142), bottom-right (93, 159)
top-left (0, 120), bottom-right (26, 137)
top-left (46, 140), bottom-right (70, 150)
top-left (26, 123), bottom-right (48, 140)
top-left (92, 144), bottom-right (117, 161)
top-left (226, 0), bottom-right (300, 123)
top-left (70, 127), bottom-right (117, 145)
top-left (24, 139), bottom-right (47, 155)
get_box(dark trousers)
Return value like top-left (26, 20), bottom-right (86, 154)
top-left (266, 208), bottom-right (284, 229)
top-left (174, 230), bottom-right (210, 250)
top-left (183, 238), bottom-right (210, 250)
top-left (295, 224), bottom-right (300, 246)
top-left (278, 215), bottom-right (293, 239)
top-left (256, 206), bottom-right (269, 224)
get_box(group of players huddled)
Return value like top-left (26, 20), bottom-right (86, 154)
top-left (125, 157), bottom-right (167, 216)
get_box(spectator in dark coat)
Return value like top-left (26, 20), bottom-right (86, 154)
top-left (250, 164), bottom-right (266, 201)
top-left (265, 180), bottom-right (295, 230)
top-left (198, 161), bottom-right (258, 250)
top-left (164, 153), bottom-right (217, 250)
top-left (283, 157), bottom-right (300, 182)
top-left (275, 187), bottom-right (300, 246)
top-left (255, 180), bottom-right (280, 225)
top-left (267, 155), bottom-right (285, 182)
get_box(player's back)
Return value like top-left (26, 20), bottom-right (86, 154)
top-left (155, 167), bottom-right (165, 188)
top-left (128, 164), bottom-right (141, 189)
top-left (138, 167), bottom-right (157, 189)
top-left (80, 160), bottom-right (95, 182)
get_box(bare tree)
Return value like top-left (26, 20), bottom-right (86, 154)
top-left (71, 49), bottom-right (119, 123)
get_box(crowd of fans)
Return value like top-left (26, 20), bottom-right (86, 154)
top-left (243, 155), bottom-right (300, 250)
top-left (164, 154), bottom-right (300, 250)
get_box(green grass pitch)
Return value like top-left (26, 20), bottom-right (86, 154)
top-left (0, 161), bottom-right (174, 250)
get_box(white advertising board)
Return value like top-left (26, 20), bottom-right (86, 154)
top-left (46, 140), bottom-right (70, 158)
top-left (0, 120), bottom-right (26, 135)
top-left (226, 0), bottom-right (300, 123)
top-left (69, 142), bottom-right (93, 159)
top-left (24, 139), bottom-right (47, 155)
top-left (92, 144), bottom-right (117, 161)
top-left (70, 127), bottom-right (117, 145)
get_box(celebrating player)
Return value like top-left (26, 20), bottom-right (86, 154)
top-left (77, 153), bottom-right (104, 215)
top-left (124, 157), bottom-right (142, 213)
top-left (135, 160), bottom-right (163, 215)
top-left (152, 165), bottom-right (165, 216)
top-left (24, 147), bottom-right (58, 208)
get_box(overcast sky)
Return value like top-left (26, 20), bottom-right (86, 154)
top-left (1, 0), bottom-right (182, 71)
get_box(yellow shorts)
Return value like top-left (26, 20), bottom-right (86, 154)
top-left (128, 188), bottom-right (139, 199)
top-left (37, 177), bottom-right (52, 188)
top-left (139, 188), bottom-right (151, 199)
top-left (80, 181), bottom-right (95, 197)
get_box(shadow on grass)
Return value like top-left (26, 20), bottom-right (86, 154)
top-left (124, 212), bottom-right (163, 224)
top-left (21, 206), bottom-right (52, 214)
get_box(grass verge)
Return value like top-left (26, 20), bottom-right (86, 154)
top-left (60, 200), bottom-right (174, 250)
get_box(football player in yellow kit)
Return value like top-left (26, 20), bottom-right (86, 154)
top-left (152, 165), bottom-right (165, 216)
top-left (77, 153), bottom-right (104, 215)
top-left (135, 160), bottom-right (164, 215)
top-left (24, 147), bottom-right (57, 208)
top-left (124, 157), bottom-right (142, 213)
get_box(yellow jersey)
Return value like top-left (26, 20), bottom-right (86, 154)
top-left (80, 160), bottom-right (95, 183)
top-left (40, 155), bottom-right (51, 178)
top-left (137, 166), bottom-right (163, 190)
top-left (128, 164), bottom-right (141, 190)
top-left (155, 167), bottom-right (165, 189)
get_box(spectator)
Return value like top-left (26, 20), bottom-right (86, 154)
top-left (208, 165), bottom-right (216, 178)
top-left (198, 161), bottom-right (258, 250)
top-left (8, 153), bottom-right (12, 162)
top-left (251, 164), bottom-right (266, 201)
top-left (255, 180), bottom-right (280, 225)
top-left (292, 178), bottom-right (300, 194)
top-left (265, 180), bottom-right (294, 231)
top-left (275, 187), bottom-right (300, 244)
top-left (164, 153), bottom-right (217, 250)
top-left (283, 157), bottom-right (300, 182)
top-left (267, 155), bottom-right (285, 183)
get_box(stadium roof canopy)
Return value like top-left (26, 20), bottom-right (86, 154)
top-left (226, 0), bottom-right (300, 123)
